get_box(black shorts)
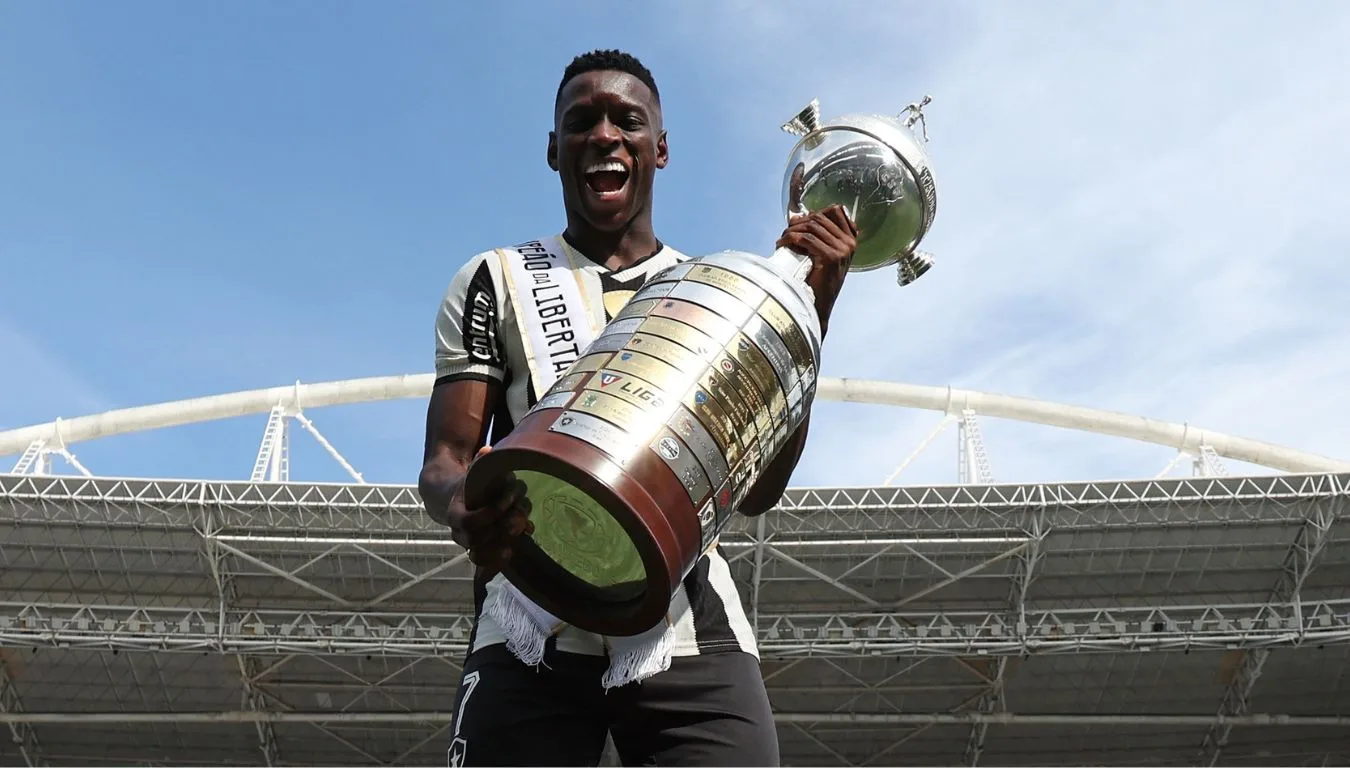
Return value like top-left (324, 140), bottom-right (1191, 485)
top-left (446, 644), bottom-right (779, 767)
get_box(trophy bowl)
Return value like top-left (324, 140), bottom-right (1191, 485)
top-left (781, 97), bottom-right (938, 278)
top-left (463, 97), bottom-right (938, 637)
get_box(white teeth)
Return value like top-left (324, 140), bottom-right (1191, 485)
top-left (585, 160), bottom-right (627, 174)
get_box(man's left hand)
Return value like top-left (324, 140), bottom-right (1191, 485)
top-left (775, 204), bottom-right (858, 338)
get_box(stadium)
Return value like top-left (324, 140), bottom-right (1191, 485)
top-left (0, 374), bottom-right (1346, 767)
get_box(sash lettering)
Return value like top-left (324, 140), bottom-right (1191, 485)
top-left (497, 237), bottom-right (599, 396)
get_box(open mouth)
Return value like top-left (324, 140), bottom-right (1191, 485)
top-left (584, 160), bottom-right (630, 200)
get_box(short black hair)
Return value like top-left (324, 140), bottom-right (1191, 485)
top-left (556, 49), bottom-right (660, 105)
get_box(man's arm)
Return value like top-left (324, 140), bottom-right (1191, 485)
top-left (737, 203), bottom-right (859, 518)
top-left (737, 415), bottom-right (810, 518)
top-left (419, 377), bottom-right (499, 525)
top-left (419, 252), bottom-right (523, 542)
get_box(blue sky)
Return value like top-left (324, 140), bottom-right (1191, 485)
top-left (3, 0), bottom-right (1349, 487)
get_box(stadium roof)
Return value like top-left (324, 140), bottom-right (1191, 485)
top-left (2, 471), bottom-right (1348, 766)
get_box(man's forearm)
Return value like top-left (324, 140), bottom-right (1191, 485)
top-left (738, 415), bottom-right (811, 518)
top-left (418, 454), bottom-right (470, 526)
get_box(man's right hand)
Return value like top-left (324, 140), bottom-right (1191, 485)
top-left (424, 446), bottom-right (534, 573)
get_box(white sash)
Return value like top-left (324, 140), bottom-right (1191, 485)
top-left (487, 235), bottom-right (678, 689)
top-left (496, 236), bottom-right (596, 398)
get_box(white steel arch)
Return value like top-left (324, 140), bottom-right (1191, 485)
top-left (1, 374), bottom-right (1346, 474)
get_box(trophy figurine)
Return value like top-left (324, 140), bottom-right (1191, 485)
top-left (463, 97), bottom-right (940, 636)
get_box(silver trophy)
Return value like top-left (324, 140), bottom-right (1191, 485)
top-left (473, 97), bottom-right (941, 636)
top-left (771, 95), bottom-right (938, 285)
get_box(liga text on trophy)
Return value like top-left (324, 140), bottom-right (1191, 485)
top-left (462, 96), bottom-right (941, 636)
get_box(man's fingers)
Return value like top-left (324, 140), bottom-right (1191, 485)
top-left (493, 478), bottom-right (528, 512)
top-left (778, 231), bottom-right (830, 259)
top-left (802, 209), bottom-right (856, 246)
top-left (464, 512), bottom-right (533, 562)
top-left (782, 207), bottom-right (858, 242)
top-left (460, 503), bottom-right (533, 544)
top-left (821, 204), bottom-right (858, 236)
top-left (803, 219), bottom-right (851, 254)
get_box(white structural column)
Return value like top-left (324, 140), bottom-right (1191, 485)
top-left (957, 409), bottom-right (995, 485)
top-left (1197, 497), bottom-right (1340, 765)
top-left (9, 438), bottom-right (92, 478)
top-left (251, 406), bottom-right (290, 483)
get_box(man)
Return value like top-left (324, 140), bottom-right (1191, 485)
top-left (419, 49), bottom-right (857, 767)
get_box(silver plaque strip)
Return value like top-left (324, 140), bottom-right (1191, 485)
top-left (630, 280), bottom-right (678, 303)
top-left (549, 410), bottom-right (640, 461)
top-left (535, 390), bottom-right (574, 411)
top-left (741, 313), bottom-right (799, 396)
top-left (546, 371), bottom-right (590, 400)
top-left (684, 263), bottom-right (769, 307)
top-left (772, 423), bottom-right (790, 455)
top-left (699, 253), bottom-right (820, 363)
top-left (667, 405), bottom-right (731, 489)
top-left (786, 378), bottom-right (804, 411)
top-left (651, 299), bottom-right (740, 345)
top-left (599, 316), bottom-right (645, 338)
top-left (696, 500), bottom-right (718, 551)
top-left (665, 282), bottom-right (756, 325)
top-left (651, 429), bottom-right (713, 507)
top-left (657, 262), bottom-right (697, 281)
top-left (789, 397), bottom-right (805, 428)
top-left (586, 333), bottom-right (631, 355)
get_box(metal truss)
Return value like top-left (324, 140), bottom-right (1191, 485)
top-left (2, 471), bottom-right (1348, 665)
top-left (3, 471), bottom-right (1349, 765)
top-left (962, 509), bottom-right (1046, 767)
top-left (1197, 497), bottom-right (1339, 765)
top-left (956, 409), bottom-right (995, 485)
top-left (198, 506), bottom-right (280, 766)
top-left (3, 598), bottom-right (1348, 658)
top-left (9, 438), bottom-right (92, 479)
top-left (3, 471), bottom-right (1346, 535)
top-left (0, 657), bottom-right (43, 767)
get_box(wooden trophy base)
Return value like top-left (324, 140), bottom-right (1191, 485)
top-left (462, 408), bottom-right (702, 637)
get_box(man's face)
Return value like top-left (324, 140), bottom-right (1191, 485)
top-left (549, 70), bottom-right (667, 233)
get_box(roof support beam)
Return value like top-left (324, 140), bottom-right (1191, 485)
top-left (6, 598), bottom-right (1350, 657)
top-left (0, 661), bottom-right (43, 767)
top-left (197, 510), bottom-right (281, 767)
top-left (1197, 497), bottom-right (1340, 765)
top-left (3, 375), bottom-right (1348, 473)
top-left (963, 506), bottom-right (1048, 766)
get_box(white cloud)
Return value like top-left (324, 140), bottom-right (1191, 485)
top-left (655, 0), bottom-right (1350, 485)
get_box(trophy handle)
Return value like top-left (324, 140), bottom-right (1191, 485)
top-left (767, 246), bottom-right (814, 284)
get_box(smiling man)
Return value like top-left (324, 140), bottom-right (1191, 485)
top-left (419, 49), bottom-right (859, 766)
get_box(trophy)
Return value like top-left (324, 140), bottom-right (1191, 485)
top-left (463, 97), bottom-right (940, 636)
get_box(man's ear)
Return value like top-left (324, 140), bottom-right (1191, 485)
top-left (655, 130), bottom-right (669, 170)
top-left (547, 131), bottom-right (559, 171)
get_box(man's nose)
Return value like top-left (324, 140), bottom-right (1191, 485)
top-left (588, 117), bottom-right (622, 147)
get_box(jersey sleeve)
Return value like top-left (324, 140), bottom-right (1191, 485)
top-left (434, 253), bottom-right (508, 383)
